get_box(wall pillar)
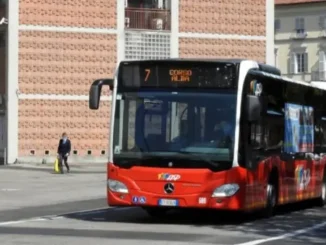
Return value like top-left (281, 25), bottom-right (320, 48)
top-left (6, 0), bottom-right (19, 164)
top-left (266, 0), bottom-right (275, 65)
top-left (170, 0), bottom-right (179, 58)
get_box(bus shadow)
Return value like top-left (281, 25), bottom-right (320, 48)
top-left (63, 200), bottom-right (326, 243)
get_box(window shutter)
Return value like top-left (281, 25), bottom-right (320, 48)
top-left (319, 51), bottom-right (325, 80)
top-left (295, 18), bottom-right (300, 30)
top-left (301, 18), bottom-right (305, 30)
top-left (295, 18), bottom-right (305, 30)
top-left (320, 16), bottom-right (326, 29)
top-left (290, 52), bottom-right (296, 74)
top-left (275, 19), bottom-right (280, 31)
top-left (319, 16), bottom-right (325, 28)
top-left (304, 53), bottom-right (308, 73)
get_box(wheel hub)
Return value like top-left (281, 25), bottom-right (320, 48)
top-left (267, 185), bottom-right (276, 207)
top-left (322, 184), bottom-right (326, 201)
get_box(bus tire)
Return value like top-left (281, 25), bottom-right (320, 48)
top-left (316, 176), bottom-right (326, 207)
top-left (262, 171), bottom-right (278, 218)
top-left (143, 207), bottom-right (167, 218)
top-left (262, 183), bottom-right (277, 218)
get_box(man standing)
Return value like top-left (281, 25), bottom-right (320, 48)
top-left (57, 132), bottom-right (71, 173)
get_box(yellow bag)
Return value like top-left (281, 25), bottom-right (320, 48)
top-left (54, 158), bottom-right (60, 173)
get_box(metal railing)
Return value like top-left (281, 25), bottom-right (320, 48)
top-left (125, 8), bottom-right (171, 31)
top-left (291, 29), bottom-right (307, 39)
top-left (311, 70), bottom-right (326, 81)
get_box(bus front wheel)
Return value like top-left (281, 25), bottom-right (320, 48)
top-left (316, 178), bottom-right (326, 207)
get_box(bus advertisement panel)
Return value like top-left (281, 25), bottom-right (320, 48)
top-left (284, 103), bottom-right (314, 153)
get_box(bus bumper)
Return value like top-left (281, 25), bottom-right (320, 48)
top-left (107, 188), bottom-right (244, 210)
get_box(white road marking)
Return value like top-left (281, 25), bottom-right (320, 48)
top-left (1, 188), bottom-right (20, 191)
top-left (235, 220), bottom-right (326, 245)
top-left (0, 206), bottom-right (136, 226)
top-left (0, 217), bottom-right (57, 226)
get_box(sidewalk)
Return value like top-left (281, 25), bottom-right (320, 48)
top-left (2, 162), bottom-right (106, 173)
top-left (0, 155), bottom-right (108, 173)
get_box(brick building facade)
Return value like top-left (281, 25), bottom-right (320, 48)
top-left (4, 0), bottom-right (274, 164)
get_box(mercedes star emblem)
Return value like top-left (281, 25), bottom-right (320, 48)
top-left (164, 183), bottom-right (174, 194)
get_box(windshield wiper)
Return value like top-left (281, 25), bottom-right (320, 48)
top-left (177, 151), bottom-right (220, 168)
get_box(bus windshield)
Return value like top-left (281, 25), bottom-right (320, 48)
top-left (112, 90), bottom-right (237, 170)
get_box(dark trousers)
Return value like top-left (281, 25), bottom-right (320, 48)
top-left (58, 154), bottom-right (70, 172)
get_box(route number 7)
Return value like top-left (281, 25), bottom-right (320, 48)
top-left (144, 69), bottom-right (151, 82)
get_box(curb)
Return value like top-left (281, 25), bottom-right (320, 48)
top-left (17, 163), bottom-right (106, 169)
top-left (1, 164), bottom-right (106, 174)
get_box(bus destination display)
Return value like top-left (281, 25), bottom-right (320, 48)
top-left (119, 61), bottom-right (236, 89)
top-left (168, 69), bottom-right (192, 83)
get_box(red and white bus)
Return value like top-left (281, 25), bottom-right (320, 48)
top-left (89, 59), bottom-right (326, 217)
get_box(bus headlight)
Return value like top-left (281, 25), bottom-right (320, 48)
top-left (107, 179), bottom-right (129, 194)
top-left (211, 184), bottom-right (239, 198)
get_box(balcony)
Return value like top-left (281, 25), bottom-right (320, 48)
top-left (320, 30), bottom-right (326, 38)
top-left (291, 29), bottom-right (307, 39)
top-left (311, 70), bottom-right (326, 81)
top-left (125, 8), bottom-right (171, 31)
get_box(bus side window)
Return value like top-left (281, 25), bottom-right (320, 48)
top-left (314, 120), bottom-right (323, 154)
top-left (250, 123), bottom-right (263, 149)
top-left (320, 117), bottom-right (326, 153)
top-left (264, 114), bottom-right (284, 151)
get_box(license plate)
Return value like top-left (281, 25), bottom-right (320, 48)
top-left (158, 199), bottom-right (179, 206)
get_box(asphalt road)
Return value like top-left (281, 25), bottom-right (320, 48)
top-left (1, 167), bottom-right (326, 245)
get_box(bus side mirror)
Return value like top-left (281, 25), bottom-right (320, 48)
top-left (246, 95), bottom-right (262, 122)
top-left (89, 79), bottom-right (114, 110)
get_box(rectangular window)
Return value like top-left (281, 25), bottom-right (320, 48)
top-left (250, 124), bottom-right (263, 149)
top-left (296, 53), bottom-right (308, 73)
top-left (295, 17), bottom-right (305, 34)
top-left (290, 52), bottom-right (308, 74)
top-left (264, 110), bottom-right (284, 151)
top-left (244, 74), bottom-right (285, 155)
top-left (125, 0), bottom-right (171, 30)
top-left (319, 16), bottom-right (326, 29)
top-left (319, 50), bottom-right (326, 80)
top-left (275, 19), bottom-right (280, 32)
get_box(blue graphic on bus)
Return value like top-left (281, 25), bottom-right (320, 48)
top-left (132, 196), bottom-right (139, 203)
top-left (284, 103), bottom-right (314, 153)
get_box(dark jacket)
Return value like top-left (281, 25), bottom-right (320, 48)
top-left (57, 138), bottom-right (71, 155)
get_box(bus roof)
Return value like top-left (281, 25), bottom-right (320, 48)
top-left (250, 69), bottom-right (326, 91)
top-left (120, 58), bottom-right (247, 64)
